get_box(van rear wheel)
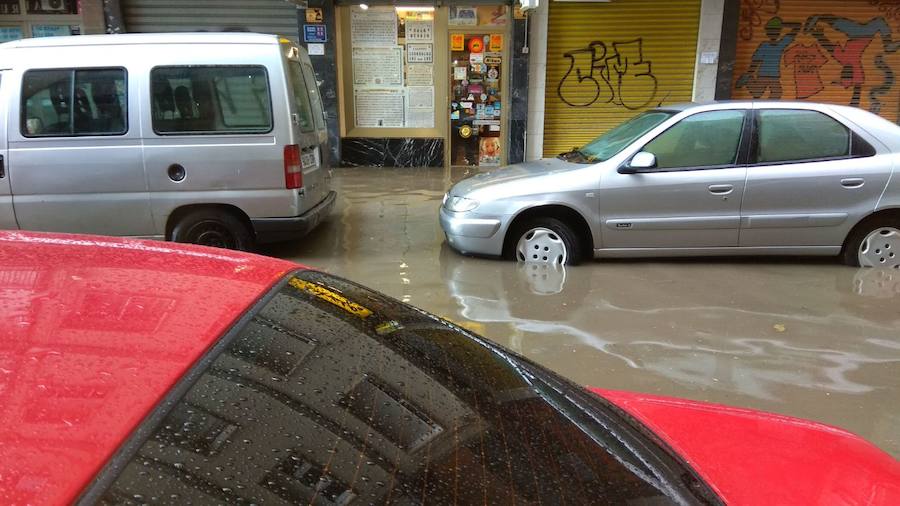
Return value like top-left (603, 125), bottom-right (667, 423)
top-left (170, 209), bottom-right (254, 251)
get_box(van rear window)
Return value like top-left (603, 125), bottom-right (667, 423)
top-left (150, 66), bottom-right (273, 135)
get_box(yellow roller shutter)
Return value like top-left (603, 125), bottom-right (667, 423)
top-left (732, 1), bottom-right (900, 123)
top-left (543, 0), bottom-right (701, 157)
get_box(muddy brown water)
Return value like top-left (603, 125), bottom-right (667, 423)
top-left (262, 167), bottom-right (900, 458)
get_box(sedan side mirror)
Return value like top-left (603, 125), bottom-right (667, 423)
top-left (619, 152), bottom-right (657, 174)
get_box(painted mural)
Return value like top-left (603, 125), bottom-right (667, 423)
top-left (733, 1), bottom-right (900, 122)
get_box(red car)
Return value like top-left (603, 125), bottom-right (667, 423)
top-left (0, 231), bottom-right (897, 505)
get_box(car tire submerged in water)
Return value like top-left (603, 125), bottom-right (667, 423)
top-left (842, 214), bottom-right (900, 268)
top-left (171, 209), bottom-right (255, 251)
top-left (506, 217), bottom-right (583, 266)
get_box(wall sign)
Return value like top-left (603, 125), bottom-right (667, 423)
top-left (451, 33), bottom-right (465, 51)
top-left (352, 47), bottom-right (403, 87)
top-left (404, 19), bottom-right (433, 42)
top-left (449, 6), bottom-right (477, 26)
top-left (303, 24), bottom-right (327, 43)
top-left (355, 89), bottom-right (405, 127)
top-left (305, 8), bottom-right (323, 23)
top-left (490, 34), bottom-right (503, 51)
top-left (351, 7), bottom-right (397, 48)
top-left (406, 43), bottom-right (432, 63)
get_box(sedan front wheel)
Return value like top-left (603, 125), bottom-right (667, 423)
top-left (508, 217), bottom-right (583, 265)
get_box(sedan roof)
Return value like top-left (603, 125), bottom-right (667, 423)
top-left (0, 232), bottom-right (295, 504)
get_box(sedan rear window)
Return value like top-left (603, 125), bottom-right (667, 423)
top-left (757, 109), bottom-right (849, 163)
top-left (91, 271), bottom-right (717, 505)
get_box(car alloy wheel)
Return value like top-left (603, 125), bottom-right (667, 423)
top-left (516, 227), bottom-right (568, 265)
top-left (858, 226), bottom-right (900, 268)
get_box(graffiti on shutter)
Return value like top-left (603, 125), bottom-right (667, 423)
top-left (733, 0), bottom-right (900, 122)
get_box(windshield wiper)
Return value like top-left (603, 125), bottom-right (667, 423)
top-left (557, 148), bottom-right (590, 163)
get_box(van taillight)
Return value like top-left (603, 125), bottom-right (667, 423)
top-left (284, 144), bottom-right (303, 189)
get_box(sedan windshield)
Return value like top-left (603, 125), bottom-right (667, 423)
top-left (569, 111), bottom-right (675, 163)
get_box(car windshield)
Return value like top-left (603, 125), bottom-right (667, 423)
top-left (566, 111), bottom-right (675, 163)
top-left (89, 270), bottom-right (717, 505)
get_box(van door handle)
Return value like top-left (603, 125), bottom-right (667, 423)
top-left (841, 178), bottom-right (864, 188)
top-left (708, 184), bottom-right (733, 195)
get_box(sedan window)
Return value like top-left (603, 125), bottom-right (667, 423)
top-left (756, 109), bottom-right (850, 163)
top-left (642, 110), bottom-right (745, 169)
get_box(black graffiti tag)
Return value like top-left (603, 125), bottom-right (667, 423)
top-left (557, 38), bottom-right (659, 110)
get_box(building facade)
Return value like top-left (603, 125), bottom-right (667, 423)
top-left (4, 0), bottom-right (898, 167)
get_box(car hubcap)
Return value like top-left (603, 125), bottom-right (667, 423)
top-left (858, 227), bottom-right (900, 268)
top-left (516, 227), bottom-right (567, 265)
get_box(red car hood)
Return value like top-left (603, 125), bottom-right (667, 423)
top-left (591, 388), bottom-right (900, 506)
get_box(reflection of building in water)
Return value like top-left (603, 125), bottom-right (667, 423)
top-left (102, 272), bottom-right (681, 505)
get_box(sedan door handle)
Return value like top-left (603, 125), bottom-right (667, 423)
top-left (708, 184), bottom-right (734, 195)
top-left (841, 178), bottom-right (865, 188)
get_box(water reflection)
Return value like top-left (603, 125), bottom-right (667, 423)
top-left (439, 251), bottom-right (900, 456)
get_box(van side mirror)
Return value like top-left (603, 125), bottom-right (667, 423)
top-left (619, 152), bottom-right (656, 174)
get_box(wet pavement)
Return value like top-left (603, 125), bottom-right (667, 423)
top-left (262, 166), bottom-right (900, 458)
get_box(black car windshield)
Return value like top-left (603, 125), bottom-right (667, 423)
top-left (572, 111), bottom-right (675, 163)
top-left (87, 271), bottom-right (719, 506)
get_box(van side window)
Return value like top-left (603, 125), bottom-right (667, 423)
top-left (287, 62), bottom-right (315, 133)
top-left (22, 68), bottom-right (127, 137)
top-left (151, 66), bottom-right (273, 135)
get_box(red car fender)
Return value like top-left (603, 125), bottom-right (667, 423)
top-left (590, 388), bottom-right (900, 506)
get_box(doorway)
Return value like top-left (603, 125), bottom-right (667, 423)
top-left (449, 33), bottom-right (503, 167)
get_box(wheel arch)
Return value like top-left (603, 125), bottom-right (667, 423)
top-left (165, 203), bottom-right (255, 241)
top-left (502, 204), bottom-right (594, 259)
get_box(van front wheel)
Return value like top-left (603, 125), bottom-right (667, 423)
top-left (171, 209), bottom-right (254, 251)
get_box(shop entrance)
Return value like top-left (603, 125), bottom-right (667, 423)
top-left (449, 33), bottom-right (503, 167)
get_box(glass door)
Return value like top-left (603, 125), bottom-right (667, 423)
top-left (449, 33), bottom-right (503, 167)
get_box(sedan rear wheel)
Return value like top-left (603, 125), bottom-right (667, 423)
top-left (857, 226), bottom-right (900, 268)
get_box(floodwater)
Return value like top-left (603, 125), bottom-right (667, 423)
top-left (262, 167), bottom-right (900, 458)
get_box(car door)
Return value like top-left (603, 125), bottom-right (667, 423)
top-left (0, 71), bottom-right (18, 230)
top-left (739, 108), bottom-right (890, 248)
top-left (597, 109), bottom-right (749, 249)
top-left (8, 67), bottom-right (154, 236)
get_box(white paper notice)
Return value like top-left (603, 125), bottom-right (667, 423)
top-left (407, 64), bottom-right (433, 86)
top-left (405, 19), bottom-right (433, 42)
top-left (406, 43), bottom-right (432, 63)
top-left (454, 66), bottom-right (467, 80)
top-left (355, 89), bottom-right (405, 127)
top-left (353, 47), bottom-right (403, 87)
top-left (406, 109), bottom-right (433, 128)
top-left (407, 86), bottom-right (434, 110)
top-left (307, 43), bottom-right (325, 55)
top-left (351, 7), bottom-right (397, 48)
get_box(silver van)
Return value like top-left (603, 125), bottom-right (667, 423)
top-left (0, 33), bottom-right (334, 250)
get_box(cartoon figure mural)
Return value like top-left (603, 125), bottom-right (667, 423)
top-left (732, 1), bottom-right (900, 123)
top-left (736, 17), bottom-right (802, 98)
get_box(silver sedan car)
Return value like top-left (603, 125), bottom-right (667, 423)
top-left (440, 101), bottom-right (900, 267)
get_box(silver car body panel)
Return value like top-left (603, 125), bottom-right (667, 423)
top-left (0, 33), bottom-right (331, 239)
top-left (441, 101), bottom-right (900, 259)
top-left (0, 70), bottom-right (17, 231)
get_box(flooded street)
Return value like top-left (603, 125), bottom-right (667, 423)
top-left (263, 167), bottom-right (900, 458)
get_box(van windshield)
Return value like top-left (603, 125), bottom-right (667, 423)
top-left (287, 61), bottom-right (315, 133)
